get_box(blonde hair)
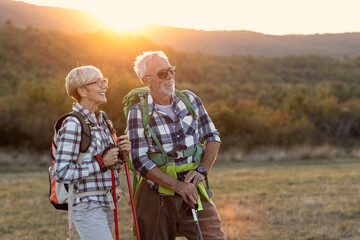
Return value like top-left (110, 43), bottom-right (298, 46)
top-left (65, 65), bottom-right (102, 101)
top-left (134, 50), bottom-right (168, 82)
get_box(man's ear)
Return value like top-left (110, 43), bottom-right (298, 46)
top-left (77, 86), bottom-right (88, 98)
top-left (142, 77), bottom-right (151, 88)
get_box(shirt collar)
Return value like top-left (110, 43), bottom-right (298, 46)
top-left (73, 102), bottom-right (102, 124)
top-left (147, 91), bottom-right (190, 117)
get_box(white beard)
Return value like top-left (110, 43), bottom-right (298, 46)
top-left (161, 79), bottom-right (175, 95)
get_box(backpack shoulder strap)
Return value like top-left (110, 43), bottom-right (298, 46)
top-left (101, 111), bottom-right (116, 135)
top-left (102, 111), bottom-right (110, 121)
top-left (138, 93), bottom-right (151, 131)
top-left (175, 89), bottom-right (198, 119)
top-left (54, 111), bottom-right (91, 153)
top-left (123, 86), bottom-right (150, 121)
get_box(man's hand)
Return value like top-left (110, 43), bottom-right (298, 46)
top-left (116, 135), bottom-right (131, 155)
top-left (184, 170), bottom-right (205, 187)
top-left (174, 181), bottom-right (198, 205)
top-left (146, 167), bottom-right (199, 205)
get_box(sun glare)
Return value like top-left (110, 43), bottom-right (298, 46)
top-left (91, 12), bottom-right (146, 32)
top-left (19, 0), bottom-right (148, 32)
top-left (83, 2), bottom-right (148, 32)
top-left (18, 0), bottom-right (360, 35)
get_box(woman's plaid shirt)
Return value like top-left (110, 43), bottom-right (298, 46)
top-left (128, 90), bottom-right (221, 178)
top-left (54, 103), bottom-right (121, 207)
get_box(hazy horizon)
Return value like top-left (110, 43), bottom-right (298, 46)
top-left (15, 0), bottom-right (360, 35)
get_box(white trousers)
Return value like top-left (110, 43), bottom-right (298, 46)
top-left (72, 202), bottom-right (114, 240)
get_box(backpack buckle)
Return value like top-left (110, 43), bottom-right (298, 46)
top-left (138, 92), bottom-right (147, 98)
top-left (168, 145), bottom-right (187, 159)
top-left (167, 150), bottom-right (184, 159)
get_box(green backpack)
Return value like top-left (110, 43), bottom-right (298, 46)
top-left (122, 87), bottom-right (199, 194)
top-left (123, 87), bottom-right (197, 126)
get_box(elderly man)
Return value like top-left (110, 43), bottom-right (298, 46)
top-left (127, 51), bottom-right (226, 239)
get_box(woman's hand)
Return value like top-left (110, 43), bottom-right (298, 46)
top-left (102, 148), bottom-right (119, 167)
top-left (116, 135), bottom-right (131, 156)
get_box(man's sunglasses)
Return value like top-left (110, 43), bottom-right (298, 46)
top-left (145, 66), bottom-right (176, 79)
top-left (84, 78), bottom-right (108, 88)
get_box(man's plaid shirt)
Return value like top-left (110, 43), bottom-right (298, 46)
top-left (128, 90), bottom-right (221, 178)
top-left (54, 103), bottom-right (121, 207)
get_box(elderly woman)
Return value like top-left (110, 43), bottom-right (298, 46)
top-left (53, 65), bottom-right (130, 240)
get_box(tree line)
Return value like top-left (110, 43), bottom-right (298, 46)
top-left (2, 25), bottom-right (360, 153)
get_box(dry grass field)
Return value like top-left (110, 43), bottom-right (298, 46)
top-left (1, 158), bottom-right (360, 240)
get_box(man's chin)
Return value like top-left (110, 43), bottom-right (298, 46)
top-left (163, 85), bottom-right (175, 95)
top-left (165, 89), bottom-right (175, 95)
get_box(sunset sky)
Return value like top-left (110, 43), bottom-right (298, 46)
top-left (18, 0), bottom-right (360, 35)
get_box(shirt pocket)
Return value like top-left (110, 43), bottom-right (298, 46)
top-left (147, 123), bottom-right (173, 148)
top-left (181, 113), bottom-right (197, 136)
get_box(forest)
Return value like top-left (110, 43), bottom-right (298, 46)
top-left (2, 25), bottom-right (360, 152)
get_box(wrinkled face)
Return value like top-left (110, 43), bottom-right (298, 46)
top-left (83, 74), bottom-right (108, 104)
top-left (143, 56), bottom-right (175, 98)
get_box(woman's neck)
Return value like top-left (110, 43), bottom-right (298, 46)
top-left (79, 99), bottom-right (98, 114)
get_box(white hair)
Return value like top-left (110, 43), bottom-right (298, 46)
top-left (133, 50), bottom-right (169, 82)
top-left (65, 65), bottom-right (102, 101)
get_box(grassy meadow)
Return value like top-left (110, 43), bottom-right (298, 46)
top-left (1, 158), bottom-right (360, 240)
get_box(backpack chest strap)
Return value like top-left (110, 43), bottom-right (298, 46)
top-left (148, 143), bottom-right (203, 167)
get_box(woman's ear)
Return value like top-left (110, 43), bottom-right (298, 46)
top-left (77, 86), bottom-right (88, 98)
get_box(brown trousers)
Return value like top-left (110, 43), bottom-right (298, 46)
top-left (135, 181), bottom-right (226, 240)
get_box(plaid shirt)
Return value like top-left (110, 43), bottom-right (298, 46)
top-left (128, 90), bottom-right (221, 178)
top-left (54, 103), bottom-right (121, 207)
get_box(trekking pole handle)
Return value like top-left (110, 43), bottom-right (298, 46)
top-left (189, 204), bottom-right (199, 222)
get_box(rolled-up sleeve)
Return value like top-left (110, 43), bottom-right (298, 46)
top-left (54, 117), bottom-right (100, 184)
top-left (186, 91), bottom-right (221, 144)
top-left (128, 105), bottom-right (157, 177)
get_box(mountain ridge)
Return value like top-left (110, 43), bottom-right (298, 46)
top-left (2, 0), bottom-right (360, 57)
top-left (134, 25), bottom-right (360, 57)
top-left (0, 0), bottom-right (107, 32)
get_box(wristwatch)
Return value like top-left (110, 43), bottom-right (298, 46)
top-left (196, 166), bottom-right (208, 179)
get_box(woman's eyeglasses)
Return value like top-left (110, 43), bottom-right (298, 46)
top-left (145, 66), bottom-right (176, 79)
top-left (84, 78), bottom-right (108, 88)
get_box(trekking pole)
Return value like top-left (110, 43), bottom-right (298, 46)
top-left (189, 203), bottom-right (203, 240)
top-left (111, 137), bottom-right (120, 240)
top-left (115, 129), bottom-right (140, 239)
top-left (122, 152), bottom-right (140, 240)
top-left (111, 168), bottom-right (120, 240)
